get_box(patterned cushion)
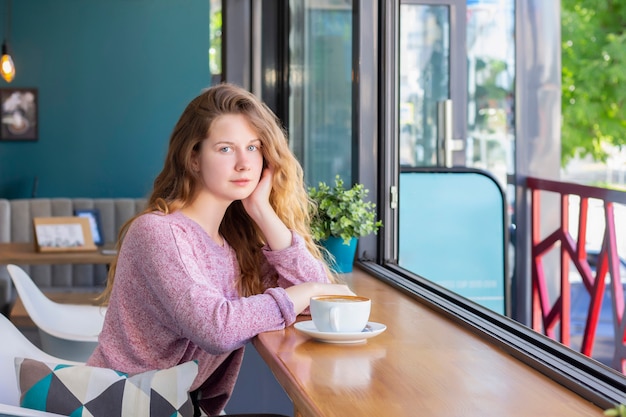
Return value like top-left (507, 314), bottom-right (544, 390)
top-left (15, 358), bottom-right (198, 417)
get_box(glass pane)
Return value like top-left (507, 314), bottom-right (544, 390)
top-left (465, 0), bottom-right (515, 190)
top-left (288, 0), bottom-right (353, 187)
top-left (209, 0), bottom-right (222, 85)
top-left (398, 170), bottom-right (507, 314)
top-left (399, 4), bottom-right (449, 167)
top-left (397, 2), bottom-right (508, 315)
top-left (465, 0), bottom-right (516, 299)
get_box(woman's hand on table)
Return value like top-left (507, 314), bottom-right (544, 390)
top-left (285, 282), bottom-right (355, 314)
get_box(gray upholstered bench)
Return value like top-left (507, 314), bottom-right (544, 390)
top-left (0, 198), bottom-right (146, 315)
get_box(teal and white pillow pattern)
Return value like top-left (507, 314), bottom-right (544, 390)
top-left (15, 357), bottom-right (198, 417)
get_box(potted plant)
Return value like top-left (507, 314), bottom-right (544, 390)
top-left (308, 175), bottom-right (382, 273)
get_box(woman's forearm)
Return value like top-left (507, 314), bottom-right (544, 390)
top-left (284, 282), bottom-right (355, 314)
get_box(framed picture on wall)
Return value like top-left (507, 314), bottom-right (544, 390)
top-left (0, 88), bottom-right (38, 141)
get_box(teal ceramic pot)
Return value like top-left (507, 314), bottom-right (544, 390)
top-left (322, 236), bottom-right (357, 273)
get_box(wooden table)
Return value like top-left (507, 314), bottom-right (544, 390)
top-left (253, 267), bottom-right (604, 417)
top-left (0, 242), bottom-right (116, 265)
top-left (0, 242), bottom-right (113, 326)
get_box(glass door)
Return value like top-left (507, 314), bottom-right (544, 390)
top-left (395, 0), bottom-right (506, 314)
top-left (394, 0), bottom-right (468, 269)
top-left (398, 0), bottom-right (466, 169)
top-left (394, 0), bottom-right (516, 315)
top-left (398, 0), bottom-right (515, 176)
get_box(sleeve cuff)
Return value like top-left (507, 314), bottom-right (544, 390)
top-left (264, 287), bottom-right (296, 326)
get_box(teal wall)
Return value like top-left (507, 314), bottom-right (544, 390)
top-left (0, 0), bottom-right (210, 198)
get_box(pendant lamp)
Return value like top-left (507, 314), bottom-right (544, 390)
top-left (1, 0), bottom-right (15, 83)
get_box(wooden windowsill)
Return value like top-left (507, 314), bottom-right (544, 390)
top-left (253, 266), bottom-right (605, 417)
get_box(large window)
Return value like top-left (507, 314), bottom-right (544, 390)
top-left (359, 0), bottom-right (624, 408)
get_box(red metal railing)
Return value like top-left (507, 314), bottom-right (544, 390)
top-left (528, 177), bottom-right (626, 372)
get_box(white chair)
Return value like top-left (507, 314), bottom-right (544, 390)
top-left (7, 264), bottom-right (106, 362)
top-left (0, 313), bottom-right (80, 415)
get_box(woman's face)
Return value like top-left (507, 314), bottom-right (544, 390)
top-left (193, 113), bottom-right (264, 204)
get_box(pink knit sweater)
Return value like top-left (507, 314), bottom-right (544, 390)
top-left (87, 210), bottom-right (329, 414)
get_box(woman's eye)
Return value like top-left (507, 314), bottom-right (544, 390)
top-left (219, 146), bottom-right (232, 153)
top-left (247, 145), bottom-right (258, 151)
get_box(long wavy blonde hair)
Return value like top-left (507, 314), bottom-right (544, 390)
top-left (99, 83), bottom-right (333, 304)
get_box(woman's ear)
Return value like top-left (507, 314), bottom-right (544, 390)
top-left (190, 150), bottom-right (200, 172)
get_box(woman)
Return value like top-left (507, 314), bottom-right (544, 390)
top-left (87, 83), bottom-right (354, 416)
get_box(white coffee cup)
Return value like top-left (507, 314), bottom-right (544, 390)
top-left (310, 295), bottom-right (371, 333)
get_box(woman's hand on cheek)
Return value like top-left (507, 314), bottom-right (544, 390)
top-left (242, 166), bottom-right (293, 251)
top-left (242, 166), bottom-right (274, 220)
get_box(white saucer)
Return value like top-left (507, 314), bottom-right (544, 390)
top-left (294, 320), bottom-right (386, 344)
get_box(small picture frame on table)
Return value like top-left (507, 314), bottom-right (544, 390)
top-left (73, 208), bottom-right (104, 246)
top-left (0, 88), bottom-right (38, 141)
top-left (33, 217), bottom-right (97, 252)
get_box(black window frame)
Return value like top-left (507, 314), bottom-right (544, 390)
top-left (353, 0), bottom-right (626, 409)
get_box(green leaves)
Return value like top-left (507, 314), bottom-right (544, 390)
top-left (561, 0), bottom-right (626, 165)
top-left (308, 176), bottom-right (383, 245)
